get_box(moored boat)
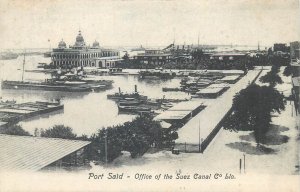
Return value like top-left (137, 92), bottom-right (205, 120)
top-left (117, 104), bottom-right (152, 113)
top-left (118, 98), bottom-right (142, 106)
top-left (107, 85), bottom-right (148, 100)
top-left (1, 79), bottom-right (112, 92)
top-left (139, 69), bottom-right (176, 79)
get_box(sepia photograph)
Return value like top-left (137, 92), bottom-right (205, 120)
top-left (0, 0), bottom-right (299, 191)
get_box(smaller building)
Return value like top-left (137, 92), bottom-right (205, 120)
top-left (273, 43), bottom-right (289, 53)
top-left (290, 41), bottom-right (300, 61)
top-left (93, 56), bottom-right (123, 68)
top-left (133, 49), bottom-right (172, 65)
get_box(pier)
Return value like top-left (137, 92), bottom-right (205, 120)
top-left (0, 101), bottom-right (63, 127)
top-left (174, 68), bottom-right (263, 153)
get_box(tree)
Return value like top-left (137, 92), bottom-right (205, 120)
top-left (224, 84), bottom-right (285, 146)
top-left (89, 115), bottom-right (166, 162)
top-left (0, 124), bottom-right (31, 136)
top-left (283, 65), bottom-right (292, 77)
top-left (40, 125), bottom-right (77, 139)
top-left (260, 65), bottom-right (283, 87)
top-left (122, 115), bottom-right (163, 157)
top-left (89, 126), bottom-right (125, 163)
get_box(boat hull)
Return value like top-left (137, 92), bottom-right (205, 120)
top-left (1, 80), bottom-right (112, 92)
top-left (117, 105), bottom-right (151, 113)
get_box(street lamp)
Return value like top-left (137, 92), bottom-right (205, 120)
top-left (104, 130), bottom-right (108, 165)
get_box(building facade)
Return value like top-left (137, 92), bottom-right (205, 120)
top-left (290, 41), bottom-right (300, 61)
top-left (273, 43), bottom-right (289, 52)
top-left (51, 31), bottom-right (120, 68)
top-left (133, 49), bottom-right (172, 65)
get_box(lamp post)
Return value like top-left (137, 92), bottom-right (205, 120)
top-left (104, 130), bottom-right (108, 165)
top-left (243, 153), bottom-right (246, 173)
top-left (198, 119), bottom-right (201, 153)
top-left (22, 51), bottom-right (25, 82)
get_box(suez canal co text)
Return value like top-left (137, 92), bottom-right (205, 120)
top-left (88, 172), bottom-right (236, 180)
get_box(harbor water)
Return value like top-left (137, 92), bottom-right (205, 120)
top-left (0, 55), bottom-right (190, 136)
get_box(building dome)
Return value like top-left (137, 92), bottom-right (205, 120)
top-left (92, 40), bottom-right (100, 48)
top-left (76, 31), bottom-right (84, 42)
top-left (58, 39), bottom-right (66, 48)
top-left (74, 30), bottom-right (86, 47)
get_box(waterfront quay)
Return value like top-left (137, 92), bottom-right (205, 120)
top-left (174, 68), bottom-right (263, 152)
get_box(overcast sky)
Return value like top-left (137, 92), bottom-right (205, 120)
top-left (0, 0), bottom-right (299, 49)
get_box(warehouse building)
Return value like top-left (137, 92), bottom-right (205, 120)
top-left (0, 134), bottom-right (91, 171)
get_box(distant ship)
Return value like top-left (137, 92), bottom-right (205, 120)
top-left (0, 52), bottom-right (18, 60)
top-left (43, 52), bottom-right (51, 58)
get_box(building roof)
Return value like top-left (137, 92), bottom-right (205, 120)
top-left (197, 87), bottom-right (225, 94)
top-left (0, 122), bottom-right (7, 127)
top-left (168, 101), bottom-right (204, 111)
top-left (0, 134), bottom-right (90, 171)
top-left (154, 110), bottom-right (191, 121)
top-left (206, 83), bottom-right (230, 89)
top-left (292, 77), bottom-right (300, 87)
top-left (160, 121), bottom-right (172, 129)
top-left (220, 75), bottom-right (240, 81)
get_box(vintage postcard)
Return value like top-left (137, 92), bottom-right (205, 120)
top-left (0, 0), bottom-right (299, 191)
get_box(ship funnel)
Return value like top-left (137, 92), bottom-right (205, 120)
top-left (118, 87), bottom-right (121, 94)
top-left (134, 85), bottom-right (137, 92)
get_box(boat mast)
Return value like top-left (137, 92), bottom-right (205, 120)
top-left (21, 50), bottom-right (25, 82)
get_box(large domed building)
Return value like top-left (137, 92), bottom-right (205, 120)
top-left (51, 30), bottom-right (121, 68)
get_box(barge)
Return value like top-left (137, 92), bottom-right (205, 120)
top-left (117, 104), bottom-right (152, 113)
top-left (139, 69), bottom-right (176, 79)
top-left (0, 101), bottom-right (64, 126)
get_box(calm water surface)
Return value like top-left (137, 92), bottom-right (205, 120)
top-left (0, 55), bottom-right (189, 136)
